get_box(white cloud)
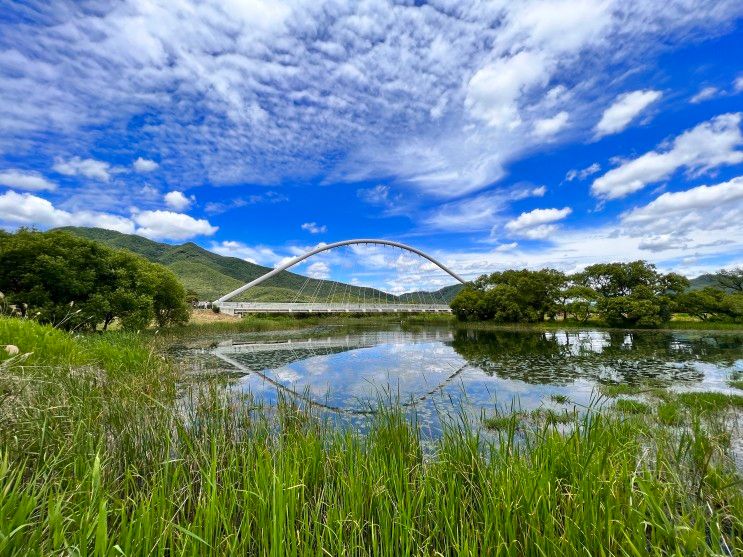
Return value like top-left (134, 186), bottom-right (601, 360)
top-left (529, 185), bottom-right (547, 197)
top-left (0, 190), bottom-right (134, 233)
top-left (424, 191), bottom-right (508, 232)
top-left (301, 222), bottom-right (327, 234)
top-left (466, 50), bottom-right (551, 129)
top-left (164, 190), bottom-right (195, 211)
top-left (203, 192), bottom-right (287, 215)
top-left (209, 240), bottom-right (282, 266)
top-left (505, 207), bottom-right (572, 238)
top-left (133, 210), bottom-right (217, 240)
top-left (0, 169), bottom-right (56, 191)
top-left (306, 261), bottom-right (330, 279)
top-left (565, 163), bottom-right (601, 182)
top-left (595, 90), bottom-right (662, 138)
top-left (495, 242), bottom-right (519, 252)
top-left (690, 86), bottom-right (719, 104)
top-left (638, 235), bottom-right (681, 252)
top-left (2, 0), bottom-right (736, 200)
top-left (734, 76), bottom-right (743, 92)
top-left (533, 111), bottom-right (569, 137)
top-left (133, 157), bottom-right (159, 172)
top-left (592, 113), bottom-right (743, 199)
top-left (621, 176), bottom-right (743, 226)
top-left (358, 184), bottom-right (391, 205)
top-left (52, 156), bottom-right (114, 181)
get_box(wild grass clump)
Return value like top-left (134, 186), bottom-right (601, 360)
top-left (613, 398), bottom-right (651, 415)
top-left (677, 391), bottom-right (743, 413)
top-left (1, 317), bottom-right (742, 555)
top-left (598, 382), bottom-right (644, 398)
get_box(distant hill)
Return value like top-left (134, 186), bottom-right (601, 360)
top-left (688, 274), bottom-right (719, 290)
top-left (56, 227), bottom-right (461, 303)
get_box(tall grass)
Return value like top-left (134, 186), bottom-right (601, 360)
top-left (1, 317), bottom-right (742, 555)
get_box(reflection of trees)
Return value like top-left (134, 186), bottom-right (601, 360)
top-left (451, 329), bottom-right (743, 385)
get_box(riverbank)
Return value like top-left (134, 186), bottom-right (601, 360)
top-left (181, 309), bottom-right (743, 336)
top-left (2, 316), bottom-right (742, 554)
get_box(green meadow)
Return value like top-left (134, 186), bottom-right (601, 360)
top-left (2, 316), bottom-right (743, 555)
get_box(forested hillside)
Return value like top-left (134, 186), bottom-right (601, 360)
top-left (57, 228), bottom-right (461, 302)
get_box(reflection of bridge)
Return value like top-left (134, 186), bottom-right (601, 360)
top-left (211, 331), bottom-right (466, 415)
top-left (213, 239), bottom-right (465, 315)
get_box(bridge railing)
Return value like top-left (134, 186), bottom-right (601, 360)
top-left (217, 302), bottom-right (452, 315)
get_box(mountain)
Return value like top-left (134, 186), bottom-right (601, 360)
top-left (56, 227), bottom-right (461, 303)
top-left (688, 274), bottom-right (719, 290)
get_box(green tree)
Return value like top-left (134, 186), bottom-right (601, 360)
top-left (450, 269), bottom-right (566, 323)
top-left (715, 267), bottom-right (743, 292)
top-left (677, 288), bottom-right (728, 321)
top-left (579, 261), bottom-right (689, 327)
top-left (0, 229), bottom-right (190, 330)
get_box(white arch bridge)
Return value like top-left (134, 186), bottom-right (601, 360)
top-left (213, 239), bottom-right (466, 315)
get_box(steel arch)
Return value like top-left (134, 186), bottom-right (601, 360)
top-left (214, 238), bottom-right (466, 304)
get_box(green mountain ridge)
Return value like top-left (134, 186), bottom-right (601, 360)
top-left (56, 227), bottom-right (462, 303)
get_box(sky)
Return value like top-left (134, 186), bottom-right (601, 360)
top-left (1, 0), bottom-right (742, 294)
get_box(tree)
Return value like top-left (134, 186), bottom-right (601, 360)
top-left (677, 288), bottom-right (728, 321)
top-left (715, 268), bottom-right (743, 292)
top-left (579, 261), bottom-right (689, 326)
top-left (450, 269), bottom-right (566, 323)
top-left (0, 229), bottom-right (190, 330)
top-left (564, 285), bottom-right (597, 323)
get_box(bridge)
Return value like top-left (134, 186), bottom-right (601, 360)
top-left (213, 239), bottom-right (466, 315)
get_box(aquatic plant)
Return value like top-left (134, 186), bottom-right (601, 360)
top-left (1, 316), bottom-right (742, 555)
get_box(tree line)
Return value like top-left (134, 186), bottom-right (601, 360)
top-left (450, 261), bottom-right (743, 326)
top-left (0, 229), bottom-right (190, 331)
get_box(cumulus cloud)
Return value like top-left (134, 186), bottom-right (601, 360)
top-left (209, 240), bottom-right (282, 266)
top-left (164, 190), bottom-right (195, 211)
top-left (595, 90), bottom-right (662, 138)
top-left (533, 111), bottom-right (569, 137)
top-left (734, 76), bottom-right (743, 92)
top-left (591, 113), bottom-right (743, 199)
top-left (565, 163), bottom-right (601, 182)
top-left (0, 190), bottom-right (134, 232)
top-left (133, 157), bottom-right (159, 172)
top-left (306, 261), bottom-right (330, 279)
top-left (690, 86), bottom-right (719, 104)
top-left (466, 50), bottom-right (551, 130)
top-left (52, 157), bottom-right (114, 181)
top-left (621, 176), bottom-right (743, 226)
top-left (505, 207), bottom-right (572, 239)
top-left (301, 222), bottom-right (327, 234)
top-left (132, 210), bottom-right (217, 241)
top-left (0, 169), bottom-right (56, 191)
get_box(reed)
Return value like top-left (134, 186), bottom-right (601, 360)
top-left (1, 317), bottom-right (742, 556)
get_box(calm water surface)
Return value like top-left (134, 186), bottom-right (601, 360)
top-left (175, 325), bottom-right (743, 434)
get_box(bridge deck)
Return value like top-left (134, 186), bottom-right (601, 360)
top-left (218, 302), bottom-right (451, 315)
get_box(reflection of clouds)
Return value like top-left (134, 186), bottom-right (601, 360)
top-left (275, 368), bottom-right (302, 383)
top-left (209, 329), bottom-right (743, 435)
top-left (546, 331), bottom-right (612, 354)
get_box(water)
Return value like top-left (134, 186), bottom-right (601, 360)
top-left (175, 325), bottom-right (743, 435)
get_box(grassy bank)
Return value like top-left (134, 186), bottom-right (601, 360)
top-left (2, 317), bottom-right (742, 555)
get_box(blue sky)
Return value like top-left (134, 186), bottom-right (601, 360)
top-left (1, 0), bottom-right (742, 293)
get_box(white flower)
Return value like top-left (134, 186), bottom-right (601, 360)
top-left (4, 345), bottom-right (20, 356)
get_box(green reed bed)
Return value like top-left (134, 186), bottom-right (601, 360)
top-left (1, 317), bottom-right (743, 556)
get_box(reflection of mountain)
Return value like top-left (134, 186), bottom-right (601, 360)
top-left (451, 329), bottom-right (743, 385)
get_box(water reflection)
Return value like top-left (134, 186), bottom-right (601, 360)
top-left (178, 327), bottom-right (743, 426)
